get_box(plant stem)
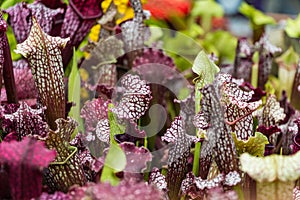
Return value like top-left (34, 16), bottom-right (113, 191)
top-left (192, 142), bottom-right (201, 176)
top-left (2, 31), bottom-right (18, 103)
top-left (192, 79), bottom-right (204, 176)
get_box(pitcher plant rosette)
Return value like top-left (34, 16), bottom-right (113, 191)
top-left (0, 0), bottom-right (300, 200)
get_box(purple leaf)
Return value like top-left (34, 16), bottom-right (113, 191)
top-left (0, 13), bottom-right (7, 94)
top-left (97, 65), bottom-right (117, 87)
top-left (222, 82), bottom-right (262, 140)
top-left (149, 167), bottom-right (167, 191)
top-left (3, 102), bottom-right (48, 140)
top-left (40, 181), bottom-right (162, 199)
top-left (240, 82), bottom-right (266, 102)
top-left (12, 60), bottom-right (37, 102)
top-left (60, 0), bottom-right (102, 47)
top-left (255, 95), bottom-right (286, 127)
top-left (181, 172), bottom-right (201, 198)
top-left (133, 48), bottom-right (175, 69)
top-left (114, 120), bottom-right (146, 144)
top-left (233, 37), bottom-right (254, 83)
top-left (82, 64), bottom-right (117, 100)
top-left (70, 134), bottom-right (104, 174)
top-left (39, 191), bottom-right (72, 200)
top-left (206, 186), bottom-right (239, 200)
top-left (198, 140), bottom-right (213, 179)
top-left (81, 97), bottom-right (110, 132)
top-left (15, 17), bottom-right (69, 129)
top-left (0, 61), bottom-right (36, 104)
top-left (257, 125), bottom-right (281, 137)
top-left (181, 171), bottom-right (240, 199)
top-left (163, 116), bottom-right (193, 199)
top-left (121, 0), bottom-right (148, 67)
top-left (6, 3), bottom-right (31, 43)
top-left (112, 74), bottom-right (152, 120)
top-left (95, 118), bottom-right (110, 143)
top-left (120, 142), bottom-right (152, 173)
top-left (44, 118), bottom-right (87, 192)
top-left (162, 115), bottom-right (197, 143)
top-left (255, 35), bottom-right (281, 89)
top-left (197, 83), bottom-right (238, 176)
top-left (0, 137), bottom-right (56, 200)
top-left (89, 180), bottom-right (164, 199)
top-left (36, 0), bottom-right (66, 9)
top-left (174, 91), bottom-right (197, 135)
top-left (193, 112), bottom-right (210, 130)
top-left (294, 187), bottom-right (300, 200)
top-left (132, 48), bottom-right (177, 83)
top-left (0, 12), bottom-right (17, 103)
top-left (279, 91), bottom-right (295, 124)
top-left (181, 172), bottom-right (224, 199)
top-left (6, 2), bottom-right (64, 43)
top-left (125, 120), bottom-right (146, 138)
top-left (2, 132), bottom-right (18, 142)
top-left (291, 61), bottom-right (300, 110)
top-left (119, 142), bottom-right (152, 181)
top-left (224, 171), bottom-right (241, 186)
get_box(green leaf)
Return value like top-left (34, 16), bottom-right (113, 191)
top-left (239, 2), bottom-right (276, 26)
top-left (191, 0), bottom-right (224, 31)
top-left (101, 104), bottom-right (126, 185)
top-left (6, 25), bottom-right (21, 61)
top-left (276, 46), bottom-right (299, 71)
top-left (181, 23), bottom-right (204, 38)
top-left (201, 30), bottom-right (238, 62)
top-left (285, 14), bottom-right (300, 38)
top-left (232, 132), bottom-right (268, 157)
top-left (192, 50), bottom-right (220, 85)
top-left (68, 48), bottom-right (84, 138)
top-left (100, 143), bottom-right (126, 186)
top-left (107, 103), bottom-right (126, 144)
top-left (191, 0), bottom-right (224, 17)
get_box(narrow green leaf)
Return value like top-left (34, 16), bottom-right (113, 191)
top-left (232, 132), bottom-right (269, 157)
top-left (107, 103), bottom-right (126, 144)
top-left (191, 0), bottom-right (224, 17)
top-left (192, 50), bottom-right (220, 85)
top-left (100, 143), bottom-right (126, 186)
top-left (239, 2), bottom-right (276, 26)
top-left (192, 77), bottom-right (204, 176)
top-left (285, 14), bottom-right (300, 38)
top-left (68, 48), bottom-right (84, 138)
top-left (100, 103), bottom-right (126, 185)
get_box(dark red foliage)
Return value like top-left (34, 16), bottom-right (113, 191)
top-left (81, 97), bottom-right (110, 132)
top-left (44, 118), bottom-right (87, 192)
top-left (163, 116), bottom-right (193, 199)
top-left (194, 77), bottom-right (238, 178)
top-left (0, 137), bottom-right (56, 200)
top-left (120, 142), bottom-right (152, 173)
top-left (37, 0), bottom-right (66, 9)
top-left (3, 102), bottom-right (48, 140)
top-left (112, 74), bottom-right (152, 120)
top-left (257, 125), bottom-right (281, 137)
top-left (233, 37), bottom-right (254, 83)
top-left (6, 2), bottom-right (64, 43)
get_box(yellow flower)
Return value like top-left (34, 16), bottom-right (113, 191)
top-left (89, 24), bottom-right (101, 43)
top-left (102, 0), bottom-right (147, 24)
top-left (88, 0), bottom-right (146, 46)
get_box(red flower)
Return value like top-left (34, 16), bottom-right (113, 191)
top-left (143, 0), bottom-right (191, 20)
